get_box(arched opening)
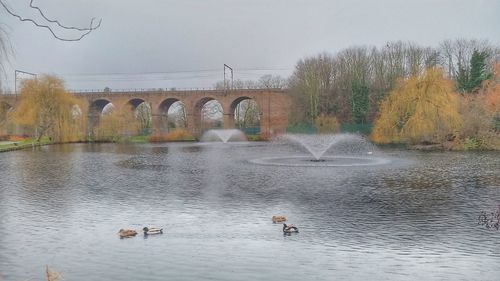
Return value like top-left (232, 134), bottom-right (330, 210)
top-left (89, 99), bottom-right (111, 127)
top-left (127, 98), bottom-right (145, 109)
top-left (195, 98), bottom-right (223, 134)
top-left (231, 97), bottom-right (261, 135)
top-left (90, 99), bottom-right (111, 115)
top-left (127, 98), bottom-right (152, 135)
top-left (158, 98), bottom-right (187, 133)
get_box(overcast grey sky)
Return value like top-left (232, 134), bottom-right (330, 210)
top-left (1, 0), bottom-right (499, 90)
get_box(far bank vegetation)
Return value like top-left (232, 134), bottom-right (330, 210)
top-left (1, 39), bottom-right (499, 149)
top-left (287, 39), bottom-right (499, 149)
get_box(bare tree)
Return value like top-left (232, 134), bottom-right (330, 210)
top-left (214, 75), bottom-right (286, 90)
top-left (439, 39), bottom-right (499, 82)
top-left (168, 102), bottom-right (187, 128)
top-left (288, 53), bottom-right (336, 123)
top-left (258, 74), bottom-right (287, 89)
top-left (135, 102), bottom-right (152, 135)
top-left (235, 99), bottom-right (260, 128)
top-left (332, 46), bottom-right (371, 120)
top-left (201, 100), bottom-right (223, 129)
top-left (214, 79), bottom-right (258, 90)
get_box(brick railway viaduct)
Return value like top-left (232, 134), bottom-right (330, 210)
top-left (0, 89), bottom-right (290, 139)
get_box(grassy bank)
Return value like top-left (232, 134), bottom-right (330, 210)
top-left (0, 138), bottom-right (51, 153)
top-left (122, 135), bottom-right (149, 143)
top-left (0, 135), bottom-right (158, 153)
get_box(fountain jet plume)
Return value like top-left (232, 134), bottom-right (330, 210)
top-left (201, 129), bottom-right (247, 143)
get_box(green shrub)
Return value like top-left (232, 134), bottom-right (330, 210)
top-left (463, 137), bottom-right (483, 150)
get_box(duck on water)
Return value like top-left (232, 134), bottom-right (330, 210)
top-left (272, 215), bottom-right (287, 223)
top-left (118, 229), bottom-right (138, 238)
top-left (143, 227), bottom-right (163, 235)
top-left (283, 223), bottom-right (299, 233)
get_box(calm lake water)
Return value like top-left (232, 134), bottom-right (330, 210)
top-left (0, 142), bottom-right (499, 281)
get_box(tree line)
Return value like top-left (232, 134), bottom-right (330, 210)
top-left (287, 39), bottom-right (499, 126)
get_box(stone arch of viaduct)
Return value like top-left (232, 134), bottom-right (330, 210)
top-left (76, 89), bottom-right (290, 138)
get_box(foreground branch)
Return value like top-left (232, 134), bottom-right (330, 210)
top-left (0, 0), bottom-right (101, 41)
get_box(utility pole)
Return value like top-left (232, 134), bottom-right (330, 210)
top-left (223, 64), bottom-right (233, 91)
top-left (14, 70), bottom-right (37, 97)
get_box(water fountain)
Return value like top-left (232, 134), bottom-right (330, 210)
top-left (251, 133), bottom-right (390, 167)
top-left (200, 129), bottom-right (248, 143)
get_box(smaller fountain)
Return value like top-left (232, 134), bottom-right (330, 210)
top-left (200, 129), bottom-right (247, 143)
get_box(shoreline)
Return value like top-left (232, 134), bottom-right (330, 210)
top-left (2, 140), bottom-right (498, 154)
top-left (0, 141), bottom-right (50, 153)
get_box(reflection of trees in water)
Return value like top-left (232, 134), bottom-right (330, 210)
top-left (11, 149), bottom-right (76, 215)
top-left (375, 168), bottom-right (460, 221)
top-left (180, 146), bottom-right (202, 153)
top-left (117, 156), bottom-right (169, 171)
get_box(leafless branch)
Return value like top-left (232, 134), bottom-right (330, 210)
top-left (28, 0), bottom-right (101, 32)
top-left (0, 0), bottom-right (101, 41)
top-left (0, 24), bottom-right (12, 88)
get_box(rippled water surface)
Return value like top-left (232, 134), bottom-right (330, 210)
top-left (0, 143), bottom-right (499, 281)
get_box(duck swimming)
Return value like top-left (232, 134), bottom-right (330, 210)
top-left (118, 229), bottom-right (138, 238)
top-left (283, 223), bottom-right (299, 233)
top-left (272, 215), bottom-right (287, 223)
top-left (143, 227), bottom-right (163, 235)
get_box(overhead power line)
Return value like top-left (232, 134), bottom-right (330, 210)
top-left (58, 66), bottom-right (293, 77)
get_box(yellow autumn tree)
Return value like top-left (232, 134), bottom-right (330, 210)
top-left (0, 101), bottom-right (11, 136)
top-left (483, 63), bottom-right (500, 116)
top-left (371, 68), bottom-right (462, 144)
top-left (95, 104), bottom-right (139, 141)
top-left (11, 75), bottom-right (87, 142)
